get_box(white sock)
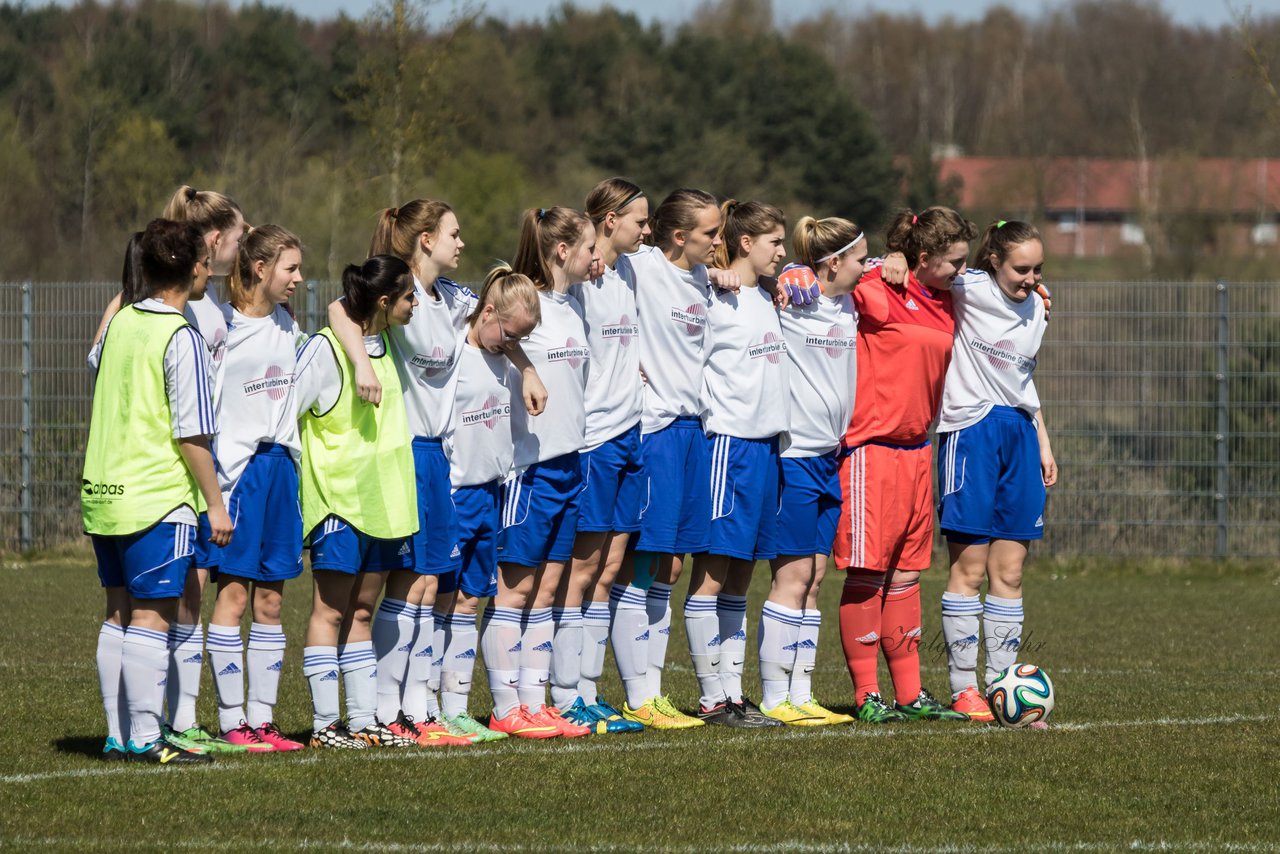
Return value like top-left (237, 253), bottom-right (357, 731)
top-left (440, 612), bottom-right (479, 719)
top-left (339, 640), bottom-right (378, 731)
top-left (646, 582), bottom-right (673, 699)
top-left (717, 594), bottom-right (749, 704)
top-left (122, 625), bottom-right (169, 747)
top-left (610, 584), bottom-right (650, 708)
top-left (685, 594), bottom-right (725, 709)
top-left (303, 646), bottom-right (341, 731)
top-left (425, 611), bottom-right (445, 721)
top-left (941, 592), bottom-right (983, 696)
top-left (790, 609), bottom-right (821, 705)
top-left (480, 605), bottom-right (522, 718)
top-left (983, 595), bottom-right (1024, 687)
top-left (517, 607), bottom-right (554, 710)
top-left (96, 621), bottom-right (127, 744)
top-left (206, 623), bottom-right (246, 733)
top-left (579, 601), bottom-right (612, 706)
top-left (549, 607), bottom-right (583, 709)
top-left (403, 605), bottom-right (432, 721)
top-left (759, 601), bottom-right (802, 709)
top-left (245, 623), bottom-right (286, 728)
top-left (166, 623), bottom-right (203, 731)
top-left (372, 598), bottom-right (414, 723)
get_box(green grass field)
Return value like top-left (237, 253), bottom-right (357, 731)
top-left (2, 553), bottom-right (1278, 852)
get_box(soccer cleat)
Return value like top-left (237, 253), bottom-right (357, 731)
top-left (128, 739), bottom-right (212, 765)
top-left (856, 692), bottom-right (909, 723)
top-left (488, 705), bottom-right (560, 739)
top-left (625, 695), bottom-right (705, 729)
top-left (173, 724), bottom-right (247, 754)
top-left (389, 713), bottom-right (473, 747)
top-left (533, 705), bottom-right (592, 738)
top-left (760, 698), bottom-right (828, 726)
top-left (951, 686), bottom-right (996, 722)
top-left (698, 700), bottom-right (754, 728)
top-left (102, 737), bottom-right (128, 761)
top-left (562, 698), bottom-right (606, 733)
top-left (309, 721), bottom-right (367, 749)
top-left (796, 699), bottom-right (855, 725)
top-left (739, 697), bottom-right (785, 727)
top-left (160, 725), bottom-right (208, 754)
top-left (587, 699), bottom-right (645, 734)
top-left (896, 688), bottom-right (970, 721)
top-left (254, 722), bottom-right (306, 751)
top-left (443, 712), bottom-right (509, 742)
top-left (352, 720), bottom-right (418, 748)
top-left (222, 722), bottom-right (276, 752)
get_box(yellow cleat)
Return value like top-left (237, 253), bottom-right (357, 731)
top-left (622, 696), bottom-right (705, 729)
top-left (796, 699), bottom-right (856, 725)
top-left (760, 698), bottom-right (829, 726)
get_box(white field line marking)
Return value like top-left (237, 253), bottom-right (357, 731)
top-left (4, 837), bottom-right (1278, 854)
top-left (1, 712), bottom-right (1273, 787)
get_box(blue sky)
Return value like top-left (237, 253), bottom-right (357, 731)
top-left (229, 0), bottom-right (1269, 29)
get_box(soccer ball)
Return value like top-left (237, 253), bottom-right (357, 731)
top-left (985, 664), bottom-right (1054, 728)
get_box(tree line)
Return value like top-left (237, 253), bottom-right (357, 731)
top-left (1, 0), bottom-right (1277, 282)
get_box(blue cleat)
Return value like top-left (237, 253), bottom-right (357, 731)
top-left (588, 698), bottom-right (645, 734)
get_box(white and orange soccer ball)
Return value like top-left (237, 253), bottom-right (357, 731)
top-left (986, 664), bottom-right (1055, 728)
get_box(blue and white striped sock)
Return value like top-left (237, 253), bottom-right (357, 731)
top-left (480, 605), bottom-right (522, 719)
top-left (790, 609), bottom-right (822, 705)
top-left (122, 625), bottom-right (170, 748)
top-left (942, 592), bottom-right (983, 697)
top-left (245, 623), bottom-right (286, 728)
top-left (338, 640), bottom-right (378, 731)
top-left (372, 598), bottom-right (414, 723)
top-left (611, 584), bottom-right (650, 708)
top-left (96, 621), bottom-right (127, 744)
top-left (759, 601), bottom-right (803, 709)
top-left (166, 622), bottom-right (203, 731)
top-left (579, 601), bottom-right (612, 706)
top-left (303, 645), bottom-right (340, 731)
top-left (716, 594), bottom-right (749, 704)
top-left (207, 623), bottom-right (246, 733)
top-left (983, 595), bottom-right (1024, 687)
top-left (646, 583), bottom-right (673, 699)
top-left (685, 595), bottom-right (724, 709)
top-left (550, 606), bottom-right (583, 709)
top-left (517, 608), bottom-right (554, 710)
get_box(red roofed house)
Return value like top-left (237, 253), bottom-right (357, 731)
top-left (936, 157), bottom-right (1280, 257)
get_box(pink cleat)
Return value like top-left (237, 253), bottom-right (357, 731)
top-left (254, 722), bottom-right (306, 751)
top-left (223, 722), bottom-right (275, 752)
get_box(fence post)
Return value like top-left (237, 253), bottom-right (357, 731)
top-left (1214, 280), bottom-right (1229, 560)
top-left (20, 281), bottom-right (33, 553)
top-left (305, 280), bottom-right (317, 334)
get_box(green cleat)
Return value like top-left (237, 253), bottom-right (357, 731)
top-left (443, 712), bottom-right (508, 742)
top-left (895, 688), bottom-right (970, 721)
top-left (171, 724), bottom-right (249, 754)
top-left (856, 692), bottom-right (909, 723)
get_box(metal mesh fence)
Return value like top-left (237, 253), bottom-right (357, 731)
top-left (1, 279), bottom-right (1276, 557)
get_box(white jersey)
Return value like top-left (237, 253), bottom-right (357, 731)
top-left (630, 244), bottom-right (709, 434)
top-left (295, 332), bottom-right (386, 416)
top-left (508, 290), bottom-right (589, 468)
top-left (213, 304), bottom-right (305, 502)
top-left (184, 281), bottom-right (228, 370)
top-left (569, 254), bottom-right (642, 450)
top-left (937, 269), bottom-right (1047, 433)
top-left (449, 343), bottom-right (514, 487)
top-left (701, 284), bottom-right (790, 441)
top-left (89, 298), bottom-right (217, 527)
top-left (779, 292), bottom-right (858, 457)
top-left (389, 276), bottom-right (476, 439)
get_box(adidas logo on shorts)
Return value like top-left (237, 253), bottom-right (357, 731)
top-left (450, 545), bottom-right (462, 558)
top-left (1035, 515), bottom-right (1044, 527)
top-left (182, 653), bottom-right (203, 664)
top-left (533, 641), bottom-right (554, 653)
top-left (218, 662), bottom-right (242, 676)
top-left (267, 660), bottom-right (283, 672)
top-left (455, 649), bottom-right (477, 660)
top-left (398, 542), bottom-right (411, 556)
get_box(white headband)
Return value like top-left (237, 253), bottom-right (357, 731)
top-left (816, 232), bottom-right (865, 264)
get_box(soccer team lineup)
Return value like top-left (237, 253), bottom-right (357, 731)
top-left (82, 179), bottom-right (1057, 764)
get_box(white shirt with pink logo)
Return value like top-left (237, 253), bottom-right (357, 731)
top-left (213, 303), bottom-right (305, 502)
top-left (509, 290), bottom-right (589, 468)
top-left (449, 343), bottom-right (514, 487)
top-left (630, 244), bottom-right (710, 435)
top-left (185, 280), bottom-right (228, 369)
top-left (389, 276), bottom-right (476, 440)
top-left (779, 292), bottom-right (858, 457)
top-left (569, 253), bottom-right (642, 451)
top-left (701, 284), bottom-right (790, 442)
top-left (937, 269), bottom-right (1047, 433)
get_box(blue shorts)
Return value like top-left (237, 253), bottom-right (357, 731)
top-left (309, 516), bottom-right (413, 574)
top-left (938, 406), bottom-right (1046, 543)
top-left (411, 437), bottom-right (463, 576)
top-left (217, 443), bottom-right (304, 582)
top-left (634, 417), bottom-right (711, 555)
top-left (707, 434), bottom-right (781, 561)
top-left (497, 452), bottom-right (582, 568)
top-left (776, 451), bottom-right (842, 557)
top-left (578, 423), bottom-right (643, 533)
top-left (442, 481), bottom-right (501, 598)
top-left (194, 511), bottom-right (219, 570)
top-left (92, 523), bottom-right (194, 599)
